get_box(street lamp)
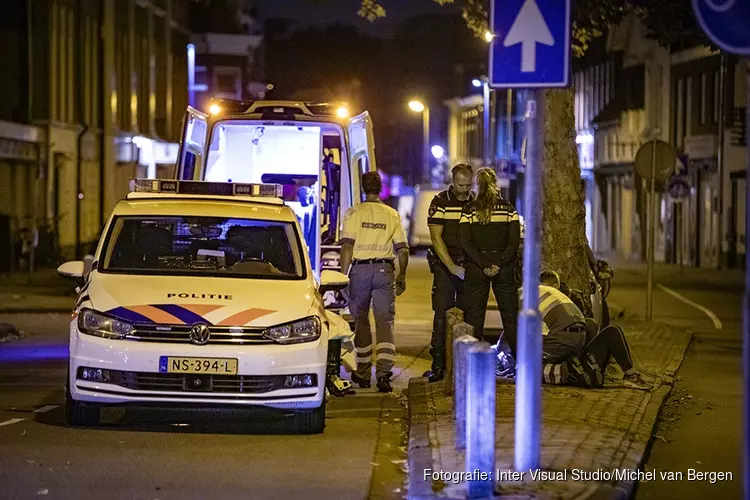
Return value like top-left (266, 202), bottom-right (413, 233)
top-left (408, 99), bottom-right (430, 184)
top-left (484, 31), bottom-right (494, 43)
top-left (473, 76), bottom-right (491, 166)
top-left (431, 145), bottom-right (444, 160)
top-left (408, 100), bottom-right (425, 113)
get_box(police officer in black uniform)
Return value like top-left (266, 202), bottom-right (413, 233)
top-left (423, 163), bottom-right (474, 382)
top-left (459, 167), bottom-right (521, 354)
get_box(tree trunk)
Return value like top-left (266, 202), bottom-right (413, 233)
top-left (541, 89), bottom-right (589, 291)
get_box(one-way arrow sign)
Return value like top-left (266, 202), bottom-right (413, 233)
top-left (503, 0), bottom-right (554, 73)
top-left (490, 0), bottom-right (571, 88)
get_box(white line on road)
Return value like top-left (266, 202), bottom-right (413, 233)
top-left (0, 418), bottom-right (25, 427)
top-left (657, 283), bottom-right (723, 330)
top-left (33, 405), bottom-right (59, 413)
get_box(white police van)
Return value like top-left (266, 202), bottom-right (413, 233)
top-left (58, 179), bottom-right (354, 433)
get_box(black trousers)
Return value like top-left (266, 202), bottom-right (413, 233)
top-left (463, 260), bottom-right (518, 354)
top-left (583, 325), bottom-right (634, 373)
top-left (430, 261), bottom-right (465, 370)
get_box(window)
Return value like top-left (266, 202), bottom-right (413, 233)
top-left (101, 216), bottom-right (304, 279)
top-left (700, 73), bottom-right (707, 125)
top-left (604, 61), bottom-right (611, 106)
top-left (213, 66), bottom-right (242, 100)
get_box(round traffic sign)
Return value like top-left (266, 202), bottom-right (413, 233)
top-left (635, 140), bottom-right (677, 183)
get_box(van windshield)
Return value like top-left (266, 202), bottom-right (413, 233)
top-left (100, 216), bottom-right (305, 279)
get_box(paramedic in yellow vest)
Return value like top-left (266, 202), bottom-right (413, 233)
top-left (340, 172), bottom-right (409, 393)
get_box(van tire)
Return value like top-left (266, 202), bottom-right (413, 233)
top-left (294, 402), bottom-right (326, 434)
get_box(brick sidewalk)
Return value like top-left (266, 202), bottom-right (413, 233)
top-left (406, 320), bottom-right (692, 499)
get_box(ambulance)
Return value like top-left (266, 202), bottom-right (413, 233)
top-left (173, 100), bottom-right (377, 291)
top-left (57, 179), bottom-right (356, 433)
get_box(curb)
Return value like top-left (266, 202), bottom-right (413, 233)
top-left (407, 377), bottom-right (438, 500)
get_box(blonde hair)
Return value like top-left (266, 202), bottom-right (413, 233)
top-left (475, 167), bottom-right (498, 224)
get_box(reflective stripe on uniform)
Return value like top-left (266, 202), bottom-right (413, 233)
top-left (375, 342), bottom-right (395, 352)
top-left (357, 344), bottom-right (373, 354)
top-left (377, 353), bottom-right (396, 362)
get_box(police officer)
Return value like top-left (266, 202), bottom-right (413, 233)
top-left (459, 167), bottom-right (520, 354)
top-left (423, 163), bottom-right (474, 382)
top-left (340, 172), bottom-right (409, 393)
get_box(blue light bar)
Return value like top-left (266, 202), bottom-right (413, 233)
top-left (130, 179), bottom-right (283, 198)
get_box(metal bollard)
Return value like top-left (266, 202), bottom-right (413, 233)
top-left (445, 308), bottom-right (464, 396)
top-left (454, 330), bottom-right (477, 452)
top-left (466, 342), bottom-right (496, 499)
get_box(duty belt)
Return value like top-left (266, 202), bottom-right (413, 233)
top-left (563, 324), bottom-right (587, 333)
top-left (352, 258), bottom-right (394, 265)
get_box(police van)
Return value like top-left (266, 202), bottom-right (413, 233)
top-left (57, 179), bottom-right (355, 433)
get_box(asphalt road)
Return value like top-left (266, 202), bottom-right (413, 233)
top-left (607, 263), bottom-right (744, 500)
top-left (0, 259), bottom-right (437, 500)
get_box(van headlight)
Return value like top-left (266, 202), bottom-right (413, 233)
top-left (264, 317), bottom-right (321, 344)
top-left (78, 308), bottom-right (134, 339)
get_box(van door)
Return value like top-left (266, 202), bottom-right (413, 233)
top-left (175, 107), bottom-right (209, 180)
top-left (347, 111), bottom-right (377, 203)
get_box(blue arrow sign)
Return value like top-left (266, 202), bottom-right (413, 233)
top-left (489, 0), bottom-right (571, 88)
top-left (692, 0), bottom-right (750, 55)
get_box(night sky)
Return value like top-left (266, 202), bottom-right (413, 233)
top-left (255, 0), bottom-right (459, 37)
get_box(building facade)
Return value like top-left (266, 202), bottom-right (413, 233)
top-left (576, 16), bottom-right (747, 269)
top-left (0, 0), bottom-right (191, 269)
top-left (188, 6), bottom-right (266, 112)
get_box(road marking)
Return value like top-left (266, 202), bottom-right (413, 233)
top-left (33, 405), bottom-right (59, 413)
top-left (657, 283), bottom-right (723, 329)
top-left (0, 418), bottom-right (25, 427)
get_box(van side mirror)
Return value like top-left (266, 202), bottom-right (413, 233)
top-left (319, 270), bottom-right (349, 294)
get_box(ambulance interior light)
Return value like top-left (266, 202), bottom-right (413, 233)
top-left (130, 179), bottom-right (283, 198)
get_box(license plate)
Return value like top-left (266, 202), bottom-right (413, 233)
top-left (159, 356), bottom-right (238, 375)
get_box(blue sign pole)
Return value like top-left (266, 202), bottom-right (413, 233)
top-left (514, 92), bottom-right (544, 472)
top-left (490, 0), bottom-right (570, 474)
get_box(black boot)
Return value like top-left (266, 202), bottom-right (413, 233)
top-left (423, 356), bottom-right (445, 382)
top-left (427, 368), bottom-right (445, 382)
top-left (376, 374), bottom-right (392, 393)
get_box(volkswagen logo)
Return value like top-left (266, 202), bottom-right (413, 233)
top-left (189, 324), bottom-right (211, 345)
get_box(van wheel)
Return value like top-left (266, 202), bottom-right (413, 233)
top-left (293, 402), bottom-right (326, 434)
top-left (65, 385), bottom-right (100, 427)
